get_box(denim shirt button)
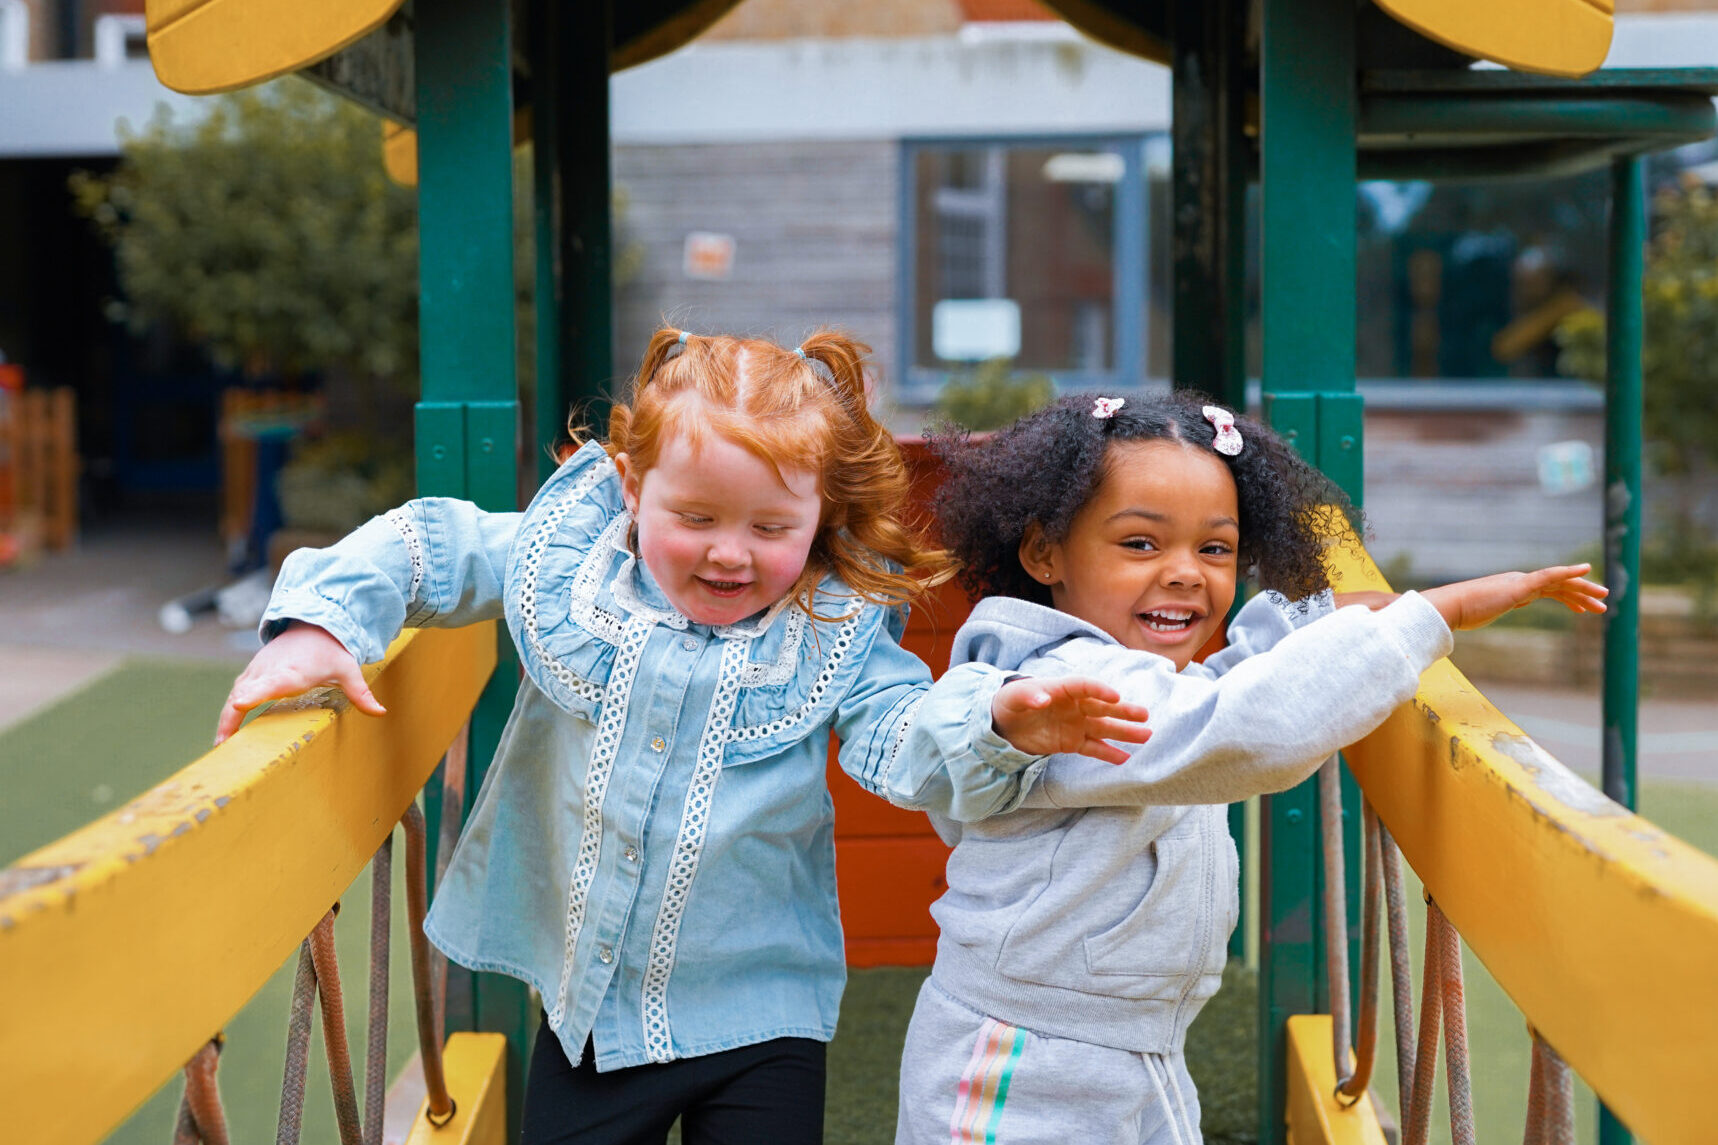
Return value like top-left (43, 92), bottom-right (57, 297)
top-left (598, 945), bottom-right (614, 964)
top-left (651, 736), bottom-right (666, 752)
top-left (681, 636), bottom-right (698, 651)
top-left (623, 845), bottom-right (639, 863)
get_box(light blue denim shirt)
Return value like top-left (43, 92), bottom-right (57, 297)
top-left (262, 441), bottom-right (1043, 1070)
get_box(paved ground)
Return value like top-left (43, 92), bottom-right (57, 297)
top-left (4, 511), bottom-right (1716, 786)
top-left (0, 506), bottom-right (256, 728)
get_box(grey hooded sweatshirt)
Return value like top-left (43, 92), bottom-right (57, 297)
top-left (926, 589), bottom-right (1453, 1055)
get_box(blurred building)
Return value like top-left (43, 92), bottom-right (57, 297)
top-left (0, 0), bottom-right (211, 509)
top-left (0, 0), bottom-right (1714, 575)
top-left (609, 0), bottom-right (1718, 579)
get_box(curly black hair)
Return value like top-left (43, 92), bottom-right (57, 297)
top-left (929, 390), bottom-right (1362, 606)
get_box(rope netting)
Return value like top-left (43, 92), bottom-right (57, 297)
top-left (1315, 755), bottom-right (1578, 1145)
top-left (167, 746), bottom-right (465, 1144)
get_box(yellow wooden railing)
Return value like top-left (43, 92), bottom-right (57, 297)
top-left (1283, 549), bottom-right (1718, 1145)
top-left (0, 624), bottom-right (501, 1145)
top-left (4, 557), bottom-right (1716, 1144)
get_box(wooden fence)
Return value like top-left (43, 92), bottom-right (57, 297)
top-left (0, 387), bottom-right (78, 561)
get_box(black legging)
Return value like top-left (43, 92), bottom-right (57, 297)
top-left (520, 1016), bottom-right (827, 1145)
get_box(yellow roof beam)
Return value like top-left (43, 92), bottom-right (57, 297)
top-left (0, 623), bottom-right (496, 1145)
top-left (1333, 548), bottom-right (1718, 1145)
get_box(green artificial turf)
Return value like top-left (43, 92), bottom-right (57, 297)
top-left (0, 656), bottom-right (246, 867)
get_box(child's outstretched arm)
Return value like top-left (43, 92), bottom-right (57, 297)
top-left (990, 677), bottom-right (1151, 764)
top-left (215, 621), bottom-right (385, 743)
top-left (1337, 563), bottom-right (1606, 628)
top-left (1419, 562), bottom-right (1607, 629)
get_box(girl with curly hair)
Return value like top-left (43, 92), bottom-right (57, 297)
top-left (897, 390), bottom-right (1605, 1144)
top-left (216, 330), bottom-right (1153, 1145)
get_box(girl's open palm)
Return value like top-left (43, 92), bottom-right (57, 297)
top-left (214, 622), bottom-right (387, 744)
top-left (991, 677), bottom-right (1152, 764)
top-left (1421, 563), bottom-right (1608, 631)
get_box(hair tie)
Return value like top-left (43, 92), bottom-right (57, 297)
top-left (1091, 396), bottom-right (1125, 419)
top-left (1203, 405), bottom-right (1244, 455)
top-left (677, 330), bottom-right (689, 346)
top-left (793, 346), bottom-right (807, 360)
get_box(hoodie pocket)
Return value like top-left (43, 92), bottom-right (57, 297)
top-left (1081, 830), bottom-right (1206, 979)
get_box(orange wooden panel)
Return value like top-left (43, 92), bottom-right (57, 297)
top-left (835, 836), bottom-right (951, 967)
top-left (847, 936), bottom-right (940, 969)
top-left (829, 752), bottom-right (942, 839)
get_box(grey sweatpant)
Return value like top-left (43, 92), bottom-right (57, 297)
top-left (895, 979), bottom-right (1204, 1145)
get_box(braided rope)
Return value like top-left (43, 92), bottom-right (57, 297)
top-left (364, 836), bottom-right (392, 1145)
top-left (403, 802), bottom-right (456, 1125)
top-left (1380, 824), bottom-right (1417, 1117)
top-left (1317, 756), bottom-right (1355, 1093)
top-left (1337, 799), bottom-right (1385, 1105)
top-left (172, 1037), bottom-right (229, 1145)
top-left (1431, 901), bottom-right (1477, 1145)
top-left (308, 910), bottom-right (364, 1145)
top-left (275, 931), bottom-right (320, 1145)
top-left (1525, 1031), bottom-right (1577, 1145)
top-left (1404, 896), bottom-right (1444, 1145)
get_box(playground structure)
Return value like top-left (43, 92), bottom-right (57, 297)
top-left (2, 1), bottom-right (1717, 1143)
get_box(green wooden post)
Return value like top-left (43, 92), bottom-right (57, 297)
top-left (531, 0), bottom-right (565, 487)
top-left (1258, 0), bottom-right (1358, 1139)
top-left (556, 0), bottom-right (615, 428)
top-left (1598, 153), bottom-right (1645, 1145)
top-left (414, 0), bottom-right (532, 1130)
top-left (1170, 0), bottom-right (1248, 412)
top-left (1171, 0), bottom-right (1251, 960)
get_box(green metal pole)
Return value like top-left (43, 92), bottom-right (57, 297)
top-left (1171, 0), bottom-right (1251, 961)
top-left (556, 0), bottom-right (615, 429)
top-left (414, 0), bottom-right (531, 1131)
top-left (1258, 0), bottom-right (1358, 1140)
top-left (531, 0), bottom-right (565, 487)
top-left (1170, 0), bottom-right (1248, 412)
top-left (1598, 152), bottom-right (1645, 1145)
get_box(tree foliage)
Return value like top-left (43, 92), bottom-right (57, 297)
top-left (1557, 175), bottom-right (1718, 479)
top-left (1558, 175), bottom-right (1718, 581)
top-left (70, 80), bottom-right (419, 384)
top-left (933, 358), bottom-right (1055, 432)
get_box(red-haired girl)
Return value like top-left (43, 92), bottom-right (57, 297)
top-left (216, 329), bottom-right (1150, 1144)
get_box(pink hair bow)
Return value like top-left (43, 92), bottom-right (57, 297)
top-left (1091, 396), bottom-right (1126, 419)
top-left (1203, 405), bottom-right (1243, 456)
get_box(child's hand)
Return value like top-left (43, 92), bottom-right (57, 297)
top-left (1420, 563), bottom-right (1608, 632)
top-left (214, 621), bottom-right (387, 744)
top-left (991, 677), bottom-right (1151, 765)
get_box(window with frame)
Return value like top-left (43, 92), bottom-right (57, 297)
top-left (899, 136), bottom-right (1161, 402)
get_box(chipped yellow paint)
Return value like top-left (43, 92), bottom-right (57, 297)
top-left (146, 0), bottom-right (405, 94)
top-left (0, 624), bottom-right (495, 1145)
top-left (1372, 0), bottom-right (1612, 77)
top-left (404, 1033), bottom-right (508, 1145)
top-left (1332, 548), bottom-right (1718, 1145)
top-left (1284, 1016), bottom-right (1389, 1145)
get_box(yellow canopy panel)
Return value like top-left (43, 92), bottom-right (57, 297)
top-left (147, 0), bottom-right (406, 94)
top-left (147, 0), bottom-right (743, 97)
top-left (1373, 0), bottom-right (1613, 77)
top-left (1042, 0), bottom-right (1612, 78)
